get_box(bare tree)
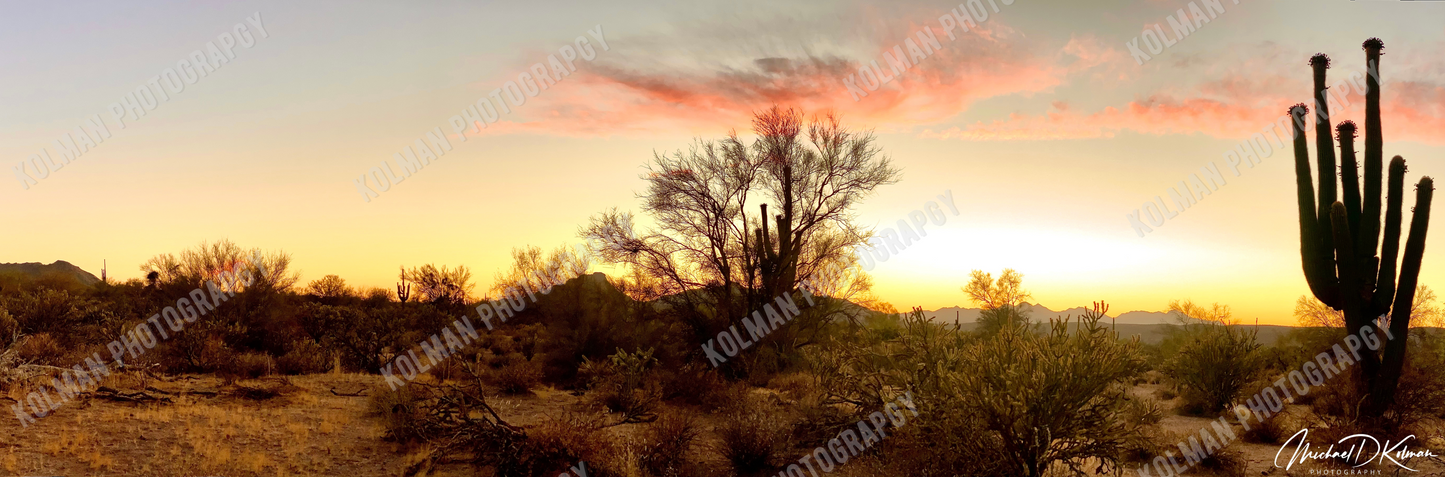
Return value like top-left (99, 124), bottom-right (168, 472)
top-left (490, 244), bottom-right (590, 298)
top-left (583, 106), bottom-right (900, 361)
top-left (140, 239), bottom-right (297, 291)
top-left (401, 264), bottom-right (473, 307)
top-left (1168, 299), bottom-right (1235, 325)
top-left (1295, 285), bottom-right (1442, 329)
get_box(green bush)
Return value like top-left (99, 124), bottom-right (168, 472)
top-left (585, 348), bottom-right (662, 423)
top-left (974, 304), bottom-right (1031, 337)
top-left (816, 303), bottom-right (1150, 477)
top-left (1162, 322), bottom-right (1264, 416)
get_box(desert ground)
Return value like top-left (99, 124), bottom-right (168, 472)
top-left (5, 367), bottom-right (1443, 477)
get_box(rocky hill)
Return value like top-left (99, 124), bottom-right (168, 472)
top-left (0, 260), bottom-right (101, 285)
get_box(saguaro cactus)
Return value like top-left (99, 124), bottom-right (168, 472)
top-left (754, 162), bottom-right (799, 301)
top-left (397, 266), bottom-right (412, 303)
top-left (1292, 38), bottom-right (1434, 418)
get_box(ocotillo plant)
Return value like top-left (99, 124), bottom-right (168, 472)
top-left (1291, 38), bottom-right (1434, 418)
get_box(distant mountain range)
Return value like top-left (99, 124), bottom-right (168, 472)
top-left (921, 302), bottom-right (1188, 326)
top-left (0, 260), bottom-right (101, 286)
top-left (919, 302), bottom-right (1304, 345)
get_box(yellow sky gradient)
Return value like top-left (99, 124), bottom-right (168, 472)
top-left (5, 0), bottom-right (1445, 325)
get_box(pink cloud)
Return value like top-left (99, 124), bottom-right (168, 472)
top-left (459, 18), bottom-right (1123, 139)
top-left (920, 77), bottom-right (1445, 145)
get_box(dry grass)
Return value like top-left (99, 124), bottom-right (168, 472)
top-left (1, 369), bottom-right (1443, 477)
top-left (0, 372), bottom-right (402, 477)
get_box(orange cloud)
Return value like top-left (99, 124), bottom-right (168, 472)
top-left (456, 14), bottom-right (1445, 146)
top-left (461, 18), bottom-right (1124, 139)
top-left (920, 77), bottom-right (1445, 145)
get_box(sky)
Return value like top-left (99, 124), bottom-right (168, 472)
top-left (3, 0), bottom-right (1445, 325)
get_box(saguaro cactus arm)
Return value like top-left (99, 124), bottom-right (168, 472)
top-left (1339, 122), bottom-right (1365, 263)
top-left (1376, 175), bottom-right (1432, 409)
top-left (1330, 203), bottom-right (1366, 323)
top-left (1311, 54), bottom-right (1339, 270)
top-left (1369, 157), bottom-right (1408, 316)
top-left (1292, 104), bottom-right (1341, 308)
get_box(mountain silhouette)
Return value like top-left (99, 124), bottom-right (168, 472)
top-left (0, 260), bottom-right (101, 286)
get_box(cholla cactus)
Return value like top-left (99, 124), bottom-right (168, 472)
top-left (1291, 38), bottom-right (1434, 418)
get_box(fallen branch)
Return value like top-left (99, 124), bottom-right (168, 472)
top-left (90, 386), bottom-right (173, 403)
top-left (330, 388), bottom-right (369, 397)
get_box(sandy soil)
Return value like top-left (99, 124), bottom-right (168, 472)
top-left (3, 375), bottom-right (1442, 477)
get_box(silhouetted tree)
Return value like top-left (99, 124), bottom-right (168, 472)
top-left (305, 274), bottom-right (354, 300)
top-left (401, 264), bottom-right (473, 310)
top-left (583, 106), bottom-right (900, 371)
top-left (490, 244), bottom-right (589, 298)
top-left (962, 269), bottom-right (1031, 310)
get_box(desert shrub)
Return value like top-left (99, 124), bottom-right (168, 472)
top-left (634, 411), bottom-right (703, 477)
top-left (576, 354), bottom-right (610, 391)
top-left (787, 390), bottom-right (853, 448)
top-left (974, 304), bottom-right (1031, 337)
top-left (276, 339), bottom-right (331, 374)
top-left (220, 352), bottom-right (275, 380)
top-left (426, 349), bottom-right (470, 382)
top-left (513, 413), bottom-right (621, 477)
top-left (1241, 408), bottom-right (1293, 444)
top-left (954, 305), bottom-right (1149, 476)
top-left (13, 333), bottom-right (67, 366)
top-left (655, 362), bottom-right (740, 411)
top-left (1162, 322), bottom-right (1264, 416)
top-left (1310, 371), bottom-right (1369, 422)
top-left (1193, 445), bottom-right (1247, 477)
top-left (310, 304), bottom-right (407, 372)
top-left (0, 309), bottom-right (17, 345)
top-left (3, 289), bottom-right (86, 336)
top-left (585, 348), bottom-right (662, 423)
top-left (766, 372), bottom-right (813, 397)
top-left (1123, 393), bottom-right (1164, 426)
top-left (816, 304), bottom-right (1150, 477)
top-left (1373, 331), bottom-right (1445, 432)
top-left (369, 383), bottom-right (429, 442)
top-left (716, 397), bottom-right (786, 476)
top-left (193, 335), bottom-right (239, 374)
top-left (492, 359), bottom-right (543, 395)
top-left (371, 376), bottom-right (529, 476)
top-left (1121, 426), bottom-right (1171, 465)
top-left (372, 369), bottom-right (623, 477)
